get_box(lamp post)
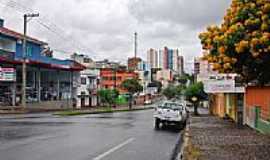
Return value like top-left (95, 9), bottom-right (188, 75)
top-left (191, 96), bottom-right (199, 115)
top-left (191, 96), bottom-right (198, 103)
top-left (21, 13), bottom-right (39, 108)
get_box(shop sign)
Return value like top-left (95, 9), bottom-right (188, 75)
top-left (204, 79), bottom-right (245, 93)
top-left (0, 67), bottom-right (16, 81)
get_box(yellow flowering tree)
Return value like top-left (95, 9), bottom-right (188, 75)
top-left (199, 0), bottom-right (270, 84)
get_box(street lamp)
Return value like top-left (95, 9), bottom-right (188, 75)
top-left (191, 96), bottom-right (199, 115)
top-left (21, 13), bottom-right (39, 108)
top-left (191, 96), bottom-right (198, 103)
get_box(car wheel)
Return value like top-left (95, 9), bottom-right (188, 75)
top-left (155, 118), bottom-right (160, 129)
top-left (176, 122), bottom-right (184, 130)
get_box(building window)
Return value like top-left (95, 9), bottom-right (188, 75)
top-left (81, 91), bottom-right (86, 95)
top-left (81, 77), bottom-right (87, 85)
top-left (26, 46), bottom-right (33, 57)
top-left (83, 58), bottom-right (90, 63)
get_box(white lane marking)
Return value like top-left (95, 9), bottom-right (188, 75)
top-left (93, 138), bottom-right (135, 160)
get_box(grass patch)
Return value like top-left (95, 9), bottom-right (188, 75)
top-left (54, 106), bottom-right (154, 116)
top-left (184, 141), bottom-right (202, 160)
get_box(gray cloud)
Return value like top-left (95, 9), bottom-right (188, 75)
top-left (0, 0), bottom-right (231, 72)
top-left (129, 0), bottom-right (231, 29)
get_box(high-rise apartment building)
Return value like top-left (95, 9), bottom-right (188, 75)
top-left (147, 47), bottom-right (184, 74)
top-left (147, 48), bottom-right (158, 69)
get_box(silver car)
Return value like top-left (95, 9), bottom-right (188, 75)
top-left (154, 101), bottom-right (187, 129)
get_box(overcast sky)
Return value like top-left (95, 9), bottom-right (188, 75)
top-left (0, 0), bottom-right (231, 72)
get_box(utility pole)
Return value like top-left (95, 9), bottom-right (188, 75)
top-left (113, 64), bottom-right (118, 108)
top-left (134, 32), bottom-right (137, 58)
top-left (22, 13), bottom-right (39, 108)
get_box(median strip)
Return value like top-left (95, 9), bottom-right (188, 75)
top-left (54, 107), bottom-right (154, 116)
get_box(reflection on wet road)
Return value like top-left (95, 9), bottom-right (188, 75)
top-left (0, 109), bottom-right (181, 160)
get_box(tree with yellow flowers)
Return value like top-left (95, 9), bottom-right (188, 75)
top-left (199, 0), bottom-right (270, 85)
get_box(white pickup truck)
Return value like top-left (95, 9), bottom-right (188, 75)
top-left (154, 101), bottom-right (187, 129)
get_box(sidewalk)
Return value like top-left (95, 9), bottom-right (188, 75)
top-left (184, 108), bottom-right (270, 160)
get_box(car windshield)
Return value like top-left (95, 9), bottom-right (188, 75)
top-left (160, 102), bottom-right (183, 110)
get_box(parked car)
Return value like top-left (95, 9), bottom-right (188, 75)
top-left (154, 101), bottom-right (187, 129)
top-left (144, 100), bottom-right (152, 105)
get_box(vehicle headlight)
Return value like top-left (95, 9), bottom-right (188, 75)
top-left (176, 111), bottom-right (182, 117)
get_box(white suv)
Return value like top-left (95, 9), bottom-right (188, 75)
top-left (154, 101), bottom-right (187, 129)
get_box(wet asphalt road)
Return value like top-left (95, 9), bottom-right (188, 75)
top-left (0, 107), bottom-right (181, 160)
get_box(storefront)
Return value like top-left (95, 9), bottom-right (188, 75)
top-left (204, 74), bottom-right (245, 123)
top-left (0, 60), bottom-right (84, 109)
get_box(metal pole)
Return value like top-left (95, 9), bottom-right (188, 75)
top-left (114, 66), bottom-right (117, 89)
top-left (113, 66), bottom-right (117, 108)
top-left (21, 14), bottom-right (27, 108)
top-left (134, 32), bottom-right (137, 58)
top-left (21, 13), bottom-right (39, 108)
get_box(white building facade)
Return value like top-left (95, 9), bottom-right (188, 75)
top-left (71, 54), bottom-right (99, 108)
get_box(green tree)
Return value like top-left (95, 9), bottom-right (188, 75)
top-left (199, 0), bottom-right (270, 85)
top-left (175, 84), bottom-right (186, 97)
top-left (185, 82), bottom-right (207, 115)
top-left (162, 85), bottom-right (177, 100)
top-left (121, 79), bottom-right (143, 109)
top-left (174, 74), bottom-right (189, 85)
top-left (162, 84), bottom-right (186, 100)
top-left (97, 89), bottom-right (119, 107)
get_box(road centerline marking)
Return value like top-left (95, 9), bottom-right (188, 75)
top-left (93, 138), bottom-right (135, 160)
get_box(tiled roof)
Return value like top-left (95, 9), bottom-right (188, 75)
top-left (0, 27), bottom-right (47, 45)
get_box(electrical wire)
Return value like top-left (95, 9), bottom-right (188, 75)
top-left (0, 0), bottom-right (98, 59)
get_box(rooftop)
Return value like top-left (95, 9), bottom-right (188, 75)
top-left (0, 27), bottom-right (47, 45)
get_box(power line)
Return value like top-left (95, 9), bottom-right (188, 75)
top-left (0, 0), bottom-right (98, 58)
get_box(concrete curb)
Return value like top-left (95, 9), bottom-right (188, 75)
top-left (170, 130), bottom-right (185, 160)
top-left (174, 114), bottom-right (191, 160)
top-left (54, 106), bottom-right (154, 116)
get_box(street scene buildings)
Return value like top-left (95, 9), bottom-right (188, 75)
top-left (1, 0), bottom-right (270, 160)
top-left (0, 19), bottom-right (85, 109)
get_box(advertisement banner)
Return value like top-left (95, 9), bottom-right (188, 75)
top-left (204, 79), bottom-right (245, 93)
top-left (0, 67), bottom-right (16, 81)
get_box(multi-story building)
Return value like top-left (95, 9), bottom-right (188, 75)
top-left (147, 47), bottom-right (184, 74)
top-left (147, 48), bottom-right (158, 69)
top-left (178, 56), bottom-right (184, 75)
top-left (95, 59), bottom-right (123, 69)
top-left (194, 57), bottom-right (217, 82)
top-left (156, 69), bottom-right (173, 88)
top-left (136, 60), bottom-right (151, 94)
top-left (100, 68), bottom-right (138, 94)
top-left (71, 53), bottom-right (95, 68)
top-left (194, 58), bottom-right (200, 75)
top-left (71, 54), bottom-right (99, 108)
top-left (127, 57), bottom-right (142, 71)
top-left (0, 19), bottom-right (84, 108)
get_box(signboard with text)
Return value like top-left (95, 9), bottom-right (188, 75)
top-left (204, 79), bottom-right (245, 93)
top-left (0, 67), bottom-right (16, 81)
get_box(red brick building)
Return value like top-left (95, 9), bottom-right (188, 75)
top-left (127, 57), bottom-right (142, 71)
top-left (100, 68), bottom-right (138, 93)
